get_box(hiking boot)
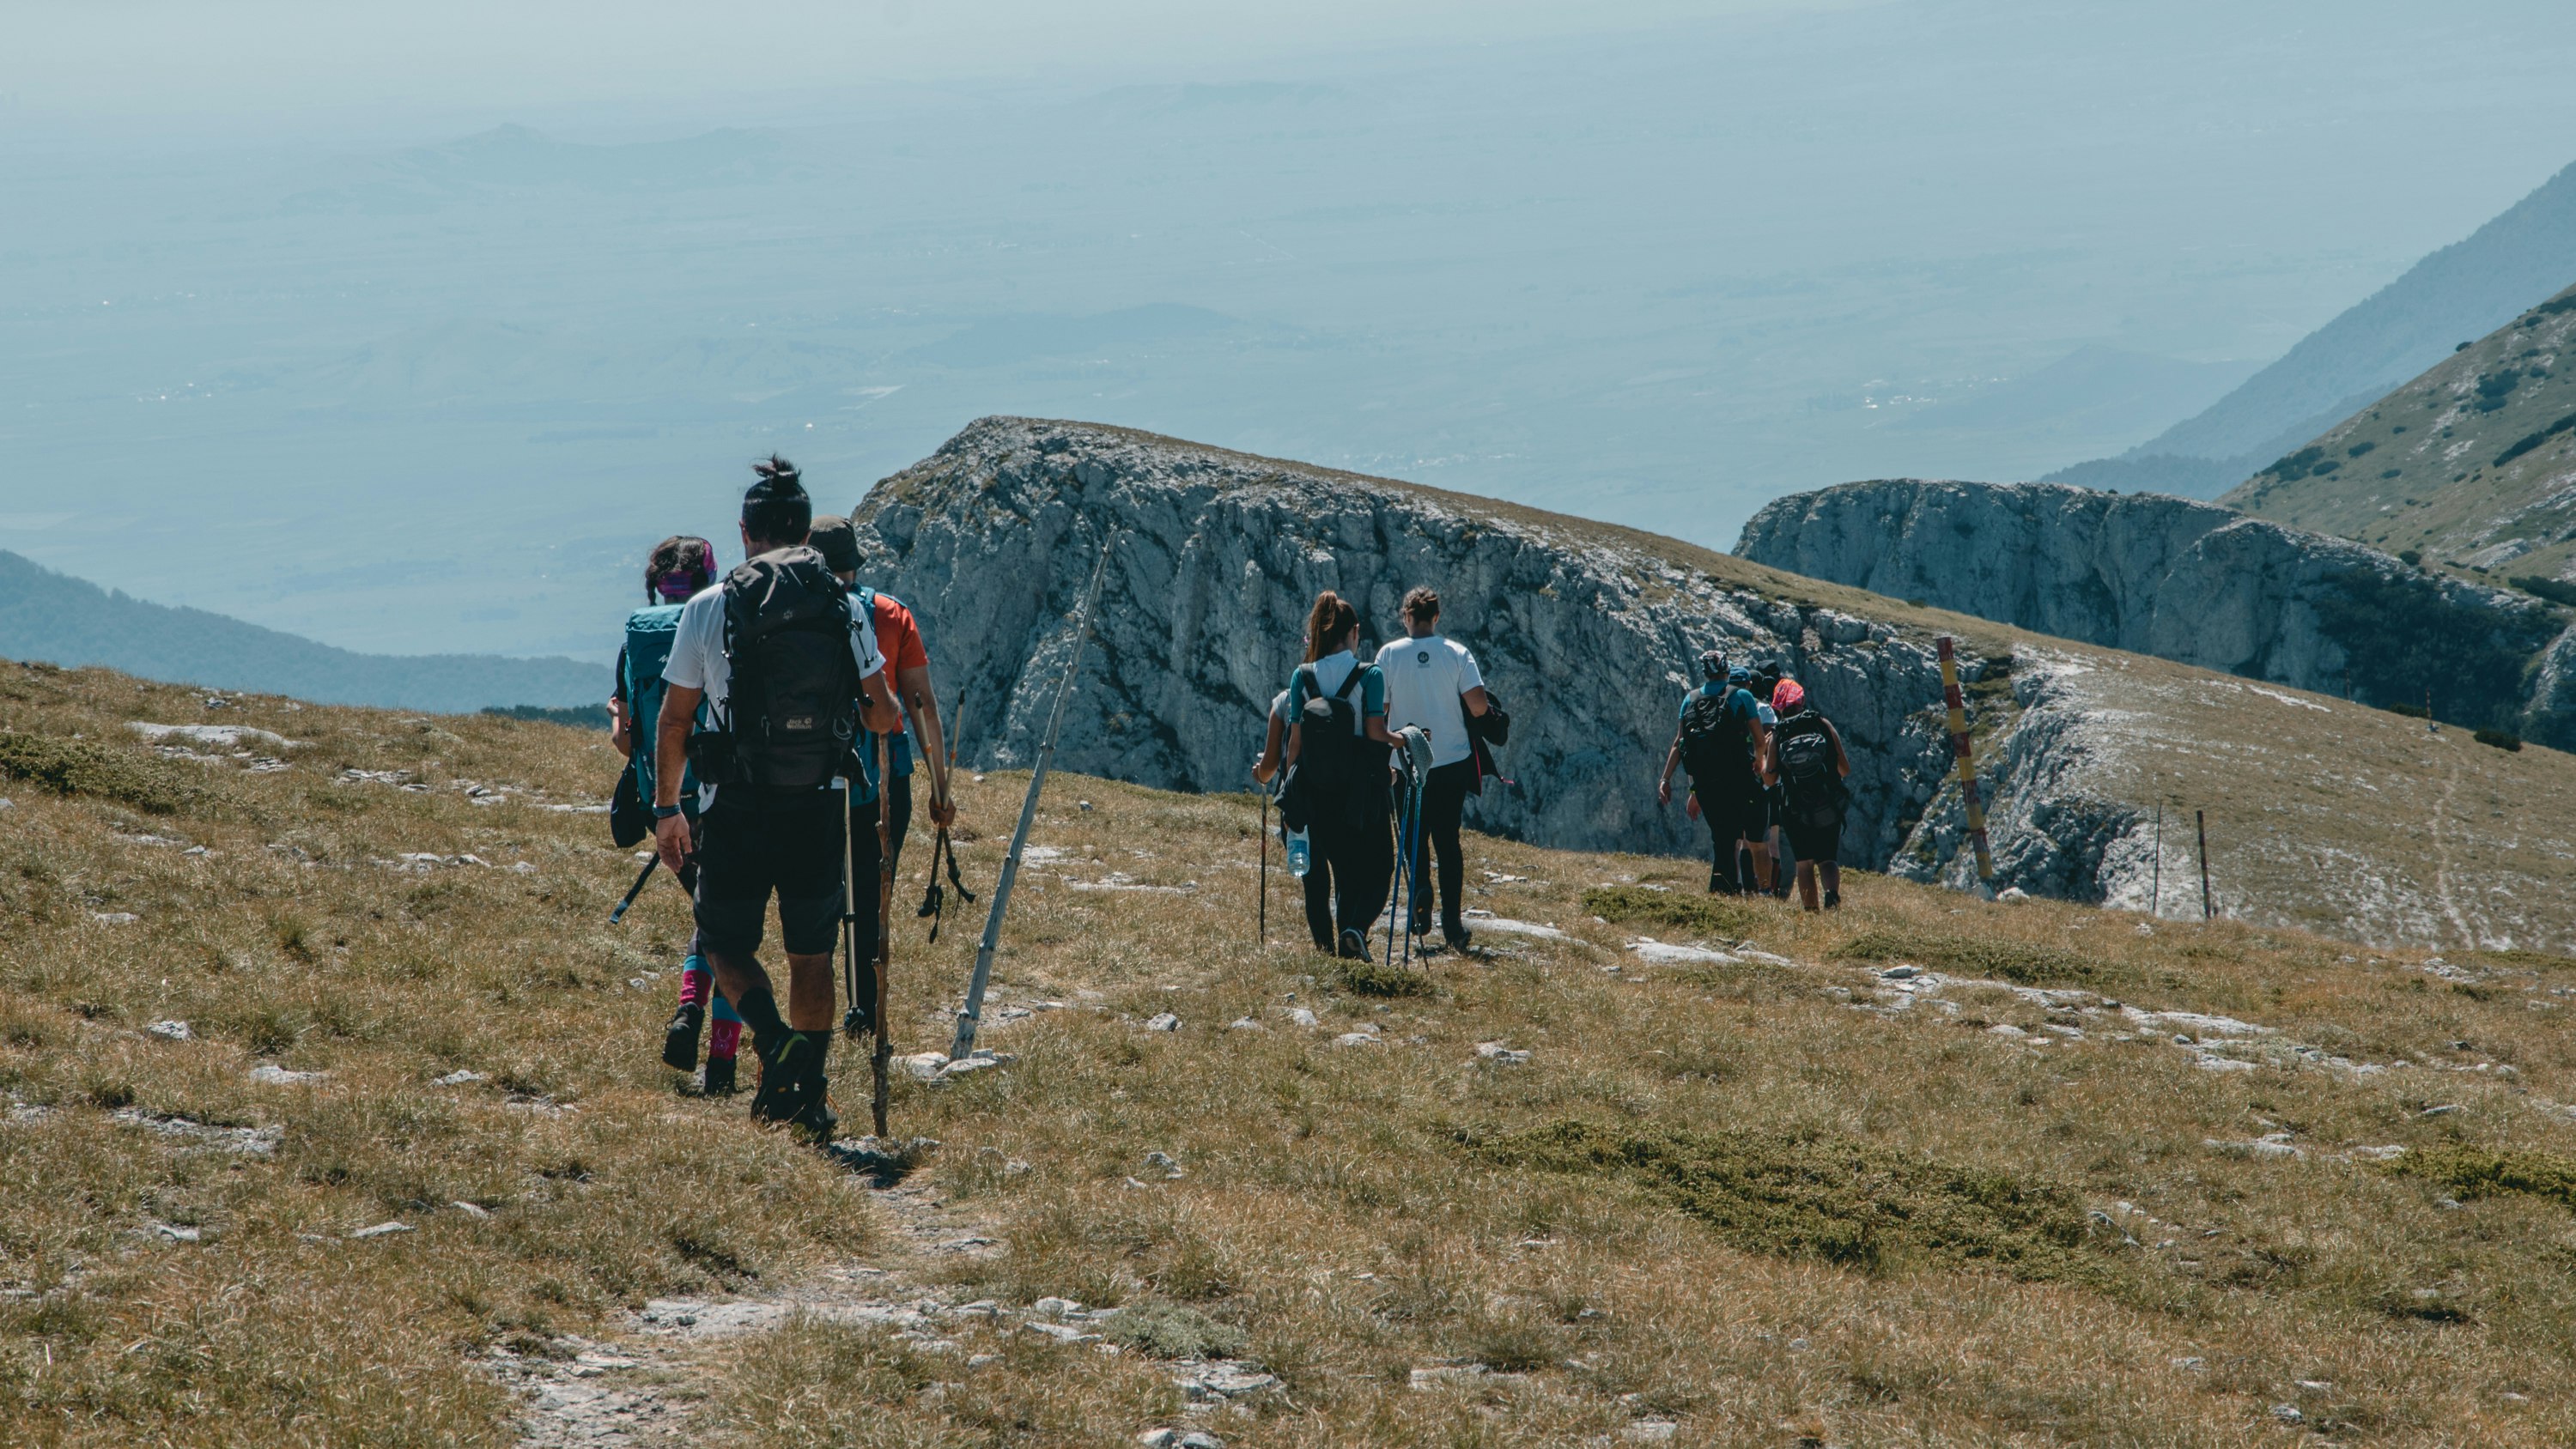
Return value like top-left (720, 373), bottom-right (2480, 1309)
top-left (1823, 886), bottom-right (1841, 910)
top-left (749, 1032), bottom-right (822, 1125)
top-left (1338, 928), bottom-right (1369, 960)
top-left (793, 1094), bottom-right (839, 1146)
top-left (1771, 880), bottom-right (1791, 901)
top-left (1442, 921), bottom-right (1473, 954)
top-left (702, 1055), bottom-right (738, 1096)
top-left (660, 1002), bottom-right (705, 1071)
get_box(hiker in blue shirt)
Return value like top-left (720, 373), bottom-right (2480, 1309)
top-left (1656, 648), bottom-right (1777, 894)
top-left (608, 537), bottom-right (746, 1094)
top-left (1282, 590), bottom-right (1400, 958)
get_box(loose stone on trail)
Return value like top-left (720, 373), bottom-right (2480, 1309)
top-left (1144, 1012), bottom-right (1181, 1032)
top-left (349, 1221), bottom-right (414, 1240)
top-left (146, 1020), bottom-right (192, 1041)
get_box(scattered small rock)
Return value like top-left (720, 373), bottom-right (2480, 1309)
top-left (249, 1064), bottom-right (325, 1086)
top-left (148, 1221), bottom-right (200, 1243)
top-left (1473, 1041), bottom-right (1531, 1064)
top-left (1139, 1433), bottom-right (1179, 1449)
top-left (2171, 1356), bottom-right (2205, 1372)
top-left (1144, 1012), bottom-right (1181, 1033)
top-left (91, 912), bottom-right (140, 925)
top-left (348, 1221), bottom-right (413, 1240)
top-left (1996, 887), bottom-right (2030, 902)
top-left (1034, 1296), bottom-right (1083, 1318)
top-left (1332, 1031), bottom-right (1382, 1048)
top-left (1145, 1150), bottom-right (1185, 1179)
top-left (2270, 1404), bottom-right (2304, 1424)
top-left (2420, 1104), bottom-right (2464, 1118)
top-left (1025, 1321), bottom-right (1099, 1344)
top-left (1285, 1008), bottom-right (1319, 1028)
top-left (1878, 965), bottom-right (1921, 980)
top-left (1623, 1422), bottom-right (1680, 1443)
top-left (1226, 1017), bottom-right (1261, 1032)
top-left (432, 1070), bottom-right (486, 1088)
top-left (146, 1019), bottom-right (192, 1041)
top-left (451, 1201), bottom-right (491, 1219)
top-left (1410, 1364), bottom-right (1492, 1391)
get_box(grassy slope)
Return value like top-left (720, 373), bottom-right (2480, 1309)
top-left (2225, 285), bottom-right (2576, 589)
top-left (8, 663), bottom-right (2576, 1445)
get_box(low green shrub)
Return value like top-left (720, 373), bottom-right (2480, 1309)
top-left (1335, 955), bottom-right (1432, 997)
top-left (0, 730), bottom-right (213, 815)
top-left (1579, 886), bottom-right (1762, 938)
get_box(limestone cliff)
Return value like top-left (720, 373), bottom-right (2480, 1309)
top-left (841, 420), bottom-right (2576, 949)
top-left (847, 418), bottom-right (1971, 867)
top-left (1735, 478), bottom-right (2576, 745)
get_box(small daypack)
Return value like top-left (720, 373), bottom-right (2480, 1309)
top-left (1678, 686), bottom-right (1748, 785)
top-left (1774, 709), bottom-right (1844, 823)
top-left (703, 547), bottom-right (860, 791)
top-left (1279, 664), bottom-right (1368, 831)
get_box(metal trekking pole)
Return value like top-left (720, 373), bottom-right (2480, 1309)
top-left (871, 729), bottom-right (896, 1137)
top-left (841, 779), bottom-right (863, 1036)
top-left (1258, 779), bottom-right (1271, 946)
top-left (608, 853), bottom-right (657, 925)
top-left (951, 532), bottom-right (1115, 1062)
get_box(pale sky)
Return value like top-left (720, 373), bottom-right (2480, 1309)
top-left (6, 1), bottom-right (1850, 130)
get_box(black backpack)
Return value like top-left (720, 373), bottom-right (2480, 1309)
top-left (1678, 687), bottom-right (1747, 785)
top-left (1279, 664), bottom-right (1368, 831)
top-left (1774, 710), bottom-right (1844, 822)
top-left (702, 547), bottom-right (860, 791)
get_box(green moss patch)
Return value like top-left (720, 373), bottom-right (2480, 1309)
top-left (0, 730), bottom-right (216, 815)
top-left (2394, 1146), bottom-right (2576, 1213)
top-left (1580, 886), bottom-right (1762, 937)
top-left (1470, 1119), bottom-right (2111, 1282)
top-left (1832, 929), bottom-right (2099, 988)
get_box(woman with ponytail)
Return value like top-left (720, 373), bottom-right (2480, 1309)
top-left (607, 535), bottom-right (744, 1094)
top-left (1282, 590), bottom-right (1400, 957)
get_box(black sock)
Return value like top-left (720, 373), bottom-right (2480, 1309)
top-left (732, 987), bottom-right (789, 1060)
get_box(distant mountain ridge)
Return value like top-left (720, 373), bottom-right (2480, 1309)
top-left (0, 551), bottom-right (607, 712)
top-left (2226, 282), bottom-right (2576, 591)
top-left (2050, 158), bottom-right (2576, 498)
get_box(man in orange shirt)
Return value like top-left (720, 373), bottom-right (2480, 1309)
top-left (809, 517), bottom-right (957, 1031)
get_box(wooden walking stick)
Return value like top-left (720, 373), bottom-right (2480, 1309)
top-left (872, 729), bottom-right (896, 1137)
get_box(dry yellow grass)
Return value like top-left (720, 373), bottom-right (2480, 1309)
top-left (6, 660), bottom-right (2576, 1446)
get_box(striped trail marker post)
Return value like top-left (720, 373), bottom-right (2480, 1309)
top-left (1935, 637), bottom-right (1996, 889)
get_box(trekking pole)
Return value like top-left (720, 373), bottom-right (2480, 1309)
top-left (841, 780), bottom-right (863, 1037)
top-left (608, 853), bottom-right (657, 925)
top-left (2196, 809), bottom-right (2214, 923)
top-left (917, 682), bottom-right (974, 938)
top-left (872, 729), bottom-right (896, 1137)
top-left (1258, 779), bottom-right (1271, 947)
top-left (951, 531), bottom-right (1116, 1062)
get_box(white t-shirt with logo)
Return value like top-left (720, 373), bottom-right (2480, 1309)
top-left (660, 573), bottom-right (885, 810)
top-left (1373, 634), bottom-right (1485, 768)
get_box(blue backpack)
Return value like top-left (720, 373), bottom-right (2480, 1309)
top-left (611, 603), bottom-right (700, 845)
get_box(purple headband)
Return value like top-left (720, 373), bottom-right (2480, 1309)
top-left (655, 539), bottom-right (716, 600)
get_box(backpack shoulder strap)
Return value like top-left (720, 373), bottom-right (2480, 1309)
top-left (1332, 664), bottom-right (1364, 700)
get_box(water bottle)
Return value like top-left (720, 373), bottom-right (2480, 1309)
top-left (1287, 826), bottom-right (1312, 878)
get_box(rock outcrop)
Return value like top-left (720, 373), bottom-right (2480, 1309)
top-left (848, 418), bottom-right (1972, 866)
top-left (1735, 478), bottom-right (2576, 746)
top-left (842, 420), bottom-right (2576, 949)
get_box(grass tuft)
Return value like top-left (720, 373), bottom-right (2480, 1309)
top-left (1580, 885), bottom-right (1763, 937)
top-left (1334, 955), bottom-right (1433, 997)
top-left (1469, 1119), bottom-right (2113, 1282)
top-left (1832, 928), bottom-right (2099, 987)
top-left (1102, 1300), bottom-right (1250, 1359)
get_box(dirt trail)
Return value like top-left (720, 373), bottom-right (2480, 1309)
top-left (490, 1139), bottom-right (1000, 1448)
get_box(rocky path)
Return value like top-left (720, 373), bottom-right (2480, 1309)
top-left (488, 1137), bottom-right (998, 1448)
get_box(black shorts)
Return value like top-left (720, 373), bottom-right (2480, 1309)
top-left (1695, 776), bottom-right (1771, 847)
top-left (1783, 807), bottom-right (1845, 865)
top-left (690, 788), bottom-right (847, 957)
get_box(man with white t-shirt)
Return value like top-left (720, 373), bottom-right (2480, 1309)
top-left (652, 457), bottom-right (901, 1141)
top-left (1373, 586), bottom-right (1491, 950)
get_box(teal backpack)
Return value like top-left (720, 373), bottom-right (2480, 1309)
top-left (612, 603), bottom-right (696, 844)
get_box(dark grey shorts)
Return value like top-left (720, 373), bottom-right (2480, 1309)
top-left (690, 790), bottom-right (846, 957)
